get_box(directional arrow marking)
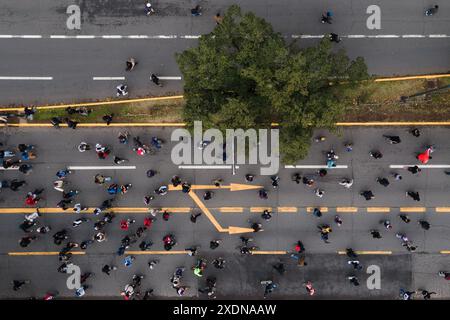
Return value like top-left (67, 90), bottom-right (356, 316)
top-left (187, 191), bottom-right (254, 235)
top-left (169, 183), bottom-right (263, 192)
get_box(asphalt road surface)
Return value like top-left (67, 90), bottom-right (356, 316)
top-left (1, 126), bottom-right (449, 299)
top-left (0, 0), bottom-right (449, 105)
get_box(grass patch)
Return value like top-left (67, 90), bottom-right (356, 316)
top-left (341, 78), bottom-right (450, 122)
top-left (6, 78), bottom-right (450, 124)
top-left (33, 100), bottom-right (184, 123)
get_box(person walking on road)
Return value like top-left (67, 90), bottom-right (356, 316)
top-left (406, 191), bottom-right (420, 201)
top-left (407, 165), bottom-right (421, 175)
top-left (376, 177), bottom-right (390, 187)
top-left (321, 11), bottom-right (332, 24)
top-left (370, 229), bottom-right (382, 239)
top-left (360, 190), bottom-right (375, 201)
top-left (151, 74), bottom-right (162, 87)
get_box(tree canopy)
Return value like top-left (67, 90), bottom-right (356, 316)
top-left (176, 5), bottom-right (368, 163)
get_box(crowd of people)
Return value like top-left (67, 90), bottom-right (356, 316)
top-left (2, 109), bottom-right (449, 300)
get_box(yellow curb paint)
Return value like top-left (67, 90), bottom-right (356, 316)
top-left (219, 207), bottom-right (244, 213)
top-left (0, 95), bottom-right (185, 112)
top-left (336, 207), bottom-right (358, 213)
top-left (337, 251), bottom-right (392, 255)
top-left (367, 207), bottom-right (391, 213)
top-left (306, 207), bottom-right (329, 213)
top-left (435, 207), bottom-right (450, 213)
top-left (3, 123), bottom-right (186, 128)
top-left (5, 121), bottom-right (450, 129)
top-left (8, 251), bottom-right (85, 256)
top-left (278, 207), bottom-right (298, 213)
top-left (125, 251), bottom-right (188, 255)
top-left (251, 251), bottom-right (287, 255)
top-left (336, 122), bottom-right (450, 126)
top-left (374, 74), bottom-right (450, 82)
top-left (250, 207), bottom-right (273, 213)
top-left (440, 251), bottom-right (450, 254)
top-left (400, 207), bottom-right (426, 213)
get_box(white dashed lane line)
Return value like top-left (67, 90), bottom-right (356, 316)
top-left (0, 76), bottom-right (52, 80)
top-left (390, 165), bottom-right (450, 169)
top-left (92, 77), bottom-right (126, 81)
top-left (284, 165), bottom-right (349, 169)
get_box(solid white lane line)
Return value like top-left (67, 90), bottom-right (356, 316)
top-left (429, 34), bottom-right (449, 38)
top-left (347, 35), bottom-right (366, 38)
top-left (179, 165), bottom-right (239, 170)
top-left (300, 35), bottom-right (324, 39)
top-left (21, 35), bottom-right (42, 39)
top-left (102, 35), bottom-right (123, 39)
top-left (390, 164), bottom-right (450, 169)
top-left (67, 166), bottom-right (136, 170)
top-left (0, 76), bottom-right (52, 80)
top-left (0, 168), bottom-right (19, 171)
top-left (369, 35), bottom-right (399, 38)
top-left (92, 77), bottom-right (125, 80)
top-left (0, 35), bottom-right (13, 38)
top-left (180, 35), bottom-right (201, 39)
top-left (128, 35), bottom-right (149, 39)
top-left (402, 35), bottom-right (425, 38)
top-left (284, 165), bottom-right (348, 169)
top-left (156, 76), bottom-right (182, 80)
top-left (76, 35), bottom-right (96, 39)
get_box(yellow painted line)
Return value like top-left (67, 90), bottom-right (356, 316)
top-left (0, 207), bottom-right (191, 214)
top-left (400, 207), bottom-right (426, 213)
top-left (374, 74), bottom-right (450, 82)
top-left (278, 207), bottom-right (298, 213)
top-left (9, 251), bottom-right (85, 256)
top-left (0, 95), bottom-right (185, 112)
top-left (336, 122), bottom-right (450, 126)
top-left (336, 207), bottom-right (358, 213)
top-left (251, 251), bottom-right (287, 255)
top-left (125, 251), bottom-right (188, 255)
top-left (219, 207), bottom-right (244, 213)
top-left (250, 207), bottom-right (273, 213)
top-left (338, 251), bottom-right (392, 255)
top-left (440, 251), bottom-right (450, 254)
top-left (367, 207), bottom-right (391, 213)
top-left (3, 123), bottom-right (186, 127)
top-left (436, 207), bottom-right (450, 213)
top-left (306, 207), bottom-right (329, 213)
top-left (5, 121), bottom-right (450, 128)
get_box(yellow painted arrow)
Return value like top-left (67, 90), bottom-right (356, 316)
top-left (227, 226), bottom-right (255, 234)
top-left (188, 191), bottom-right (254, 235)
top-left (169, 183), bottom-right (263, 192)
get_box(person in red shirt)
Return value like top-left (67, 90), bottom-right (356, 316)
top-left (144, 217), bottom-right (153, 228)
top-left (417, 147), bottom-right (433, 164)
top-left (294, 241), bottom-right (305, 253)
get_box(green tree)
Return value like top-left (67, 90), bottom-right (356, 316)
top-left (176, 5), bottom-right (368, 163)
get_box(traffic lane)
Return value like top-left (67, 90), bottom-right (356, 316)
top-left (2, 126), bottom-right (450, 208)
top-left (0, 252), bottom-right (414, 299)
top-left (412, 254), bottom-right (450, 298)
top-left (1, 0), bottom-right (448, 36)
top-left (2, 206), bottom-right (449, 254)
top-left (0, 39), bottom-right (191, 105)
top-left (0, 253), bottom-right (199, 299)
